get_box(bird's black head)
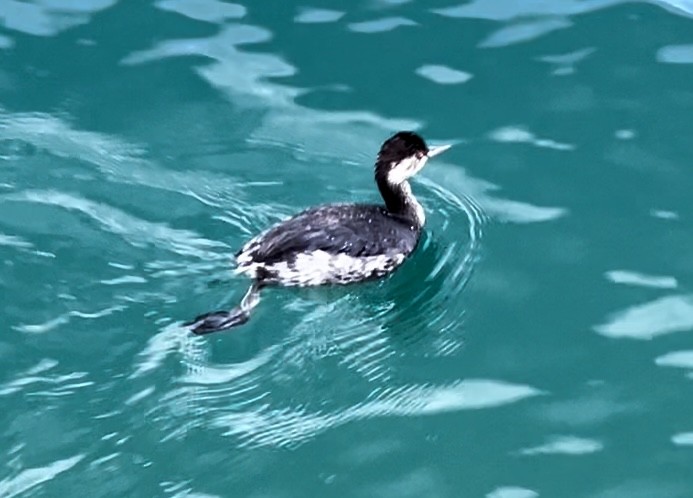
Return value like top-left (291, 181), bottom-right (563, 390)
top-left (375, 131), bottom-right (449, 185)
top-left (377, 131), bottom-right (428, 168)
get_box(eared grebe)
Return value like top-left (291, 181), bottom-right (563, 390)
top-left (186, 131), bottom-right (450, 335)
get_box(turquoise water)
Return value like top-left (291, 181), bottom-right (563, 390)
top-left (3, 0), bottom-right (693, 496)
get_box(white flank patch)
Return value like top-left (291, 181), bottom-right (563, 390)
top-left (237, 250), bottom-right (405, 286)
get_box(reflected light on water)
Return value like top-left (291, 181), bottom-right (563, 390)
top-left (595, 295), bottom-right (693, 340)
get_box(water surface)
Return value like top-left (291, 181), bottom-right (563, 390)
top-left (3, 0), bottom-right (693, 496)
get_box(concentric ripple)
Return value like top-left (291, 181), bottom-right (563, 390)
top-left (133, 162), bottom-right (494, 449)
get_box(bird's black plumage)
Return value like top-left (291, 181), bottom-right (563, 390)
top-left (236, 204), bottom-right (419, 266)
top-left (376, 131), bottom-right (428, 169)
top-left (187, 131), bottom-right (448, 334)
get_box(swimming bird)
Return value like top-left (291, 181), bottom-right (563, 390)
top-left (186, 131), bottom-right (450, 335)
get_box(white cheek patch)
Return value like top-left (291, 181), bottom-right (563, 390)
top-left (386, 156), bottom-right (427, 184)
top-left (413, 155), bottom-right (428, 175)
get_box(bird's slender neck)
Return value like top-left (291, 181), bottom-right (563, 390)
top-left (376, 174), bottom-right (425, 228)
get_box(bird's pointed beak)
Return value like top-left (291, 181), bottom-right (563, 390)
top-left (427, 144), bottom-right (452, 158)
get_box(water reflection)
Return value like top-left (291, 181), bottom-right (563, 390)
top-left (347, 17), bottom-right (417, 33)
top-left (155, 0), bottom-right (246, 22)
top-left (672, 432), bottom-right (693, 446)
top-left (489, 126), bottom-right (575, 151)
top-left (479, 18), bottom-right (572, 48)
top-left (487, 487), bottom-right (539, 498)
top-left (416, 64), bottom-right (473, 85)
top-left (605, 270), bottom-right (678, 289)
top-left (294, 8), bottom-right (344, 24)
top-left (120, 14), bottom-right (568, 230)
top-left (0, 0), bottom-right (115, 37)
top-left (658, 44), bottom-right (693, 63)
top-left (0, 34), bottom-right (13, 49)
top-left (595, 294), bottom-right (693, 340)
top-left (651, 209), bottom-right (680, 220)
top-left (537, 47), bottom-right (595, 76)
top-left (519, 435), bottom-right (603, 455)
top-left (655, 350), bottom-right (693, 369)
top-left (0, 454), bottom-right (84, 497)
top-left (433, 0), bottom-right (693, 22)
top-left (432, 0), bottom-right (623, 20)
top-left (203, 378), bottom-right (541, 448)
